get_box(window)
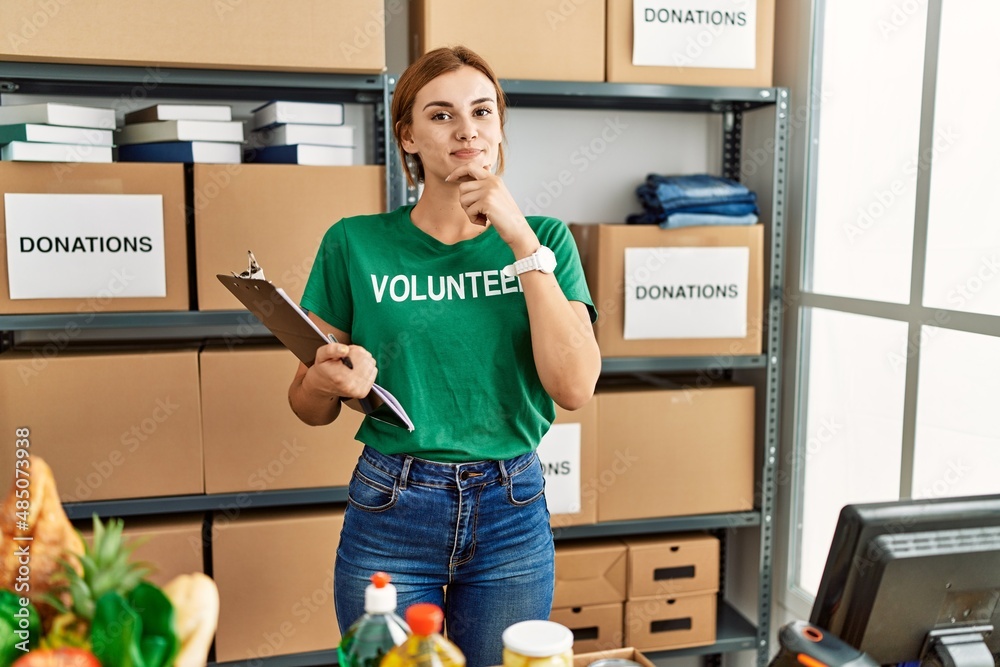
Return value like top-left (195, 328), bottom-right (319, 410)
top-left (788, 0), bottom-right (1000, 607)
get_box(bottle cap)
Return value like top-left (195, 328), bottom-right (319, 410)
top-left (502, 620), bottom-right (573, 657)
top-left (364, 572), bottom-right (397, 614)
top-left (405, 603), bottom-right (444, 636)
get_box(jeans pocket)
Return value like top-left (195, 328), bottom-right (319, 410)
top-left (347, 466), bottom-right (397, 512)
top-left (506, 455), bottom-right (545, 507)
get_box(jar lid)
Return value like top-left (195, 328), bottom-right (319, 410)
top-left (502, 620), bottom-right (574, 657)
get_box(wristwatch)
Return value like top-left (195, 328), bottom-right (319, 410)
top-left (502, 246), bottom-right (557, 277)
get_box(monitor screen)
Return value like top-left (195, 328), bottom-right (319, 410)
top-left (809, 494), bottom-right (1000, 666)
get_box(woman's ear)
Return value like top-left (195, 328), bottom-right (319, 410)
top-left (398, 122), bottom-right (417, 155)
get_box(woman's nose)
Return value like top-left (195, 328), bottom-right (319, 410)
top-left (456, 118), bottom-right (477, 141)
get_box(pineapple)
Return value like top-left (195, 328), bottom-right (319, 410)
top-left (46, 514), bottom-right (152, 622)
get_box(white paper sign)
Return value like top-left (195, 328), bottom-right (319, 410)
top-left (537, 423), bottom-right (582, 515)
top-left (624, 246), bottom-right (749, 340)
top-left (5, 193), bottom-right (166, 300)
top-left (632, 0), bottom-right (758, 70)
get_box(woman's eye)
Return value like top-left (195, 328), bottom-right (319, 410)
top-left (474, 107), bottom-right (493, 117)
top-left (431, 112), bottom-right (451, 121)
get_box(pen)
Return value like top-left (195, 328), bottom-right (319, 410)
top-left (327, 333), bottom-right (354, 370)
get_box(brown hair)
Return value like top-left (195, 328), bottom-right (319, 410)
top-left (391, 46), bottom-right (507, 186)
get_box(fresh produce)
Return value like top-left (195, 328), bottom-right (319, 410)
top-left (161, 574), bottom-right (218, 667)
top-left (90, 583), bottom-right (178, 667)
top-left (45, 516), bottom-right (150, 623)
top-left (11, 648), bottom-right (100, 667)
top-left (1, 464), bottom-right (214, 667)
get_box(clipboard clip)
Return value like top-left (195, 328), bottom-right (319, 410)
top-left (233, 250), bottom-right (265, 281)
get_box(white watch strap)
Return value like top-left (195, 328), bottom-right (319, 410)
top-left (502, 253), bottom-right (536, 277)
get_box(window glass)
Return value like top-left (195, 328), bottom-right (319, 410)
top-left (797, 308), bottom-right (908, 595)
top-left (809, 0), bottom-right (926, 303)
top-left (923, 0), bottom-right (1000, 316)
top-left (913, 327), bottom-right (1000, 499)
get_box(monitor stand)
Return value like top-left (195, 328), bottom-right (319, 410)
top-left (926, 626), bottom-right (995, 667)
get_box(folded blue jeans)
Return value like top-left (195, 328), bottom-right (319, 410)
top-left (661, 212), bottom-right (760, 229)
top-left (644, 173), bottom-right (749, 203)
top-left (334, 445), bottom-right (555, 667)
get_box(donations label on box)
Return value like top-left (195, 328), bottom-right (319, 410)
top-left (5, 193), bottom-right (166, 300)
top-left (632, 0), bottom-right (758, 70)
top-left (537, 423), bottom-right (582, 515)
top-left (623, 246), bottom-right (749, 340)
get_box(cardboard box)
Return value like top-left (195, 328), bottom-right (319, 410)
top-left (0, 162), bottom-right (188, 314)
top-left (0, 349), bottom-right (203, 502)
top-left (212, 507), bottom-right (346, 662)
top-left (606, 0), bottom-right (774, 87)
top-left (78, 515), bottom-right (204, 588)
top-left (594, 384), bottom-right (754, 522)
top-left (0, 0), bottom-right (385, 73)
top-left (572, 223), bottom-right (763, 357)
top-left (550, 603), bottom-right (623, 654)
top-left (554, 539), bottom-right (627, 608)
top-left (193, 164), bottom-right (384, 311)
top-left (573, 647), bottom-right (656, 667)
top-left (625, 534), bottom-right (719, 598)
top-left (200, 344), bottom-right (365, 493)
top-left (411, 0), bottom-right (605, 82)
top-left (542, 401), bottom-right (598, 529)
top-left (624, 593), bottom-right (716, 651)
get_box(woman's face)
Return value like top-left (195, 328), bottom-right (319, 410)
top-left (401, 65), bottom-right (502, 184)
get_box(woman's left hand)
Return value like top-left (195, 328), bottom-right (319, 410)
top-left (446, 164), bottom-right (539, 256)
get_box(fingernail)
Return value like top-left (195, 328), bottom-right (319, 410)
top-left (340, 345), bottom-right (349, 355)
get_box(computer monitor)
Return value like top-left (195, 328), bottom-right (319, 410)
top-left (809, 494), bottom-right (1000, 667)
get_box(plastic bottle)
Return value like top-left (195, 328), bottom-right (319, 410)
top-left (380, 603), bottom-right (465, 667)
top-left (338, 572), bottom-right (411, 667)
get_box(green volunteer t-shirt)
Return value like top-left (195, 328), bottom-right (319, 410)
top-left (300, 205), bottom-right (596, 463)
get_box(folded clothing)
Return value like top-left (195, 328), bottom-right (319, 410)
top-left (660, 212), bottom-right (759, 229)
top-left (628, 173), bottom-right (760, 225)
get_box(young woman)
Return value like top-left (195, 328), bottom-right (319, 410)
top-left (288, 46), bottom-right (601, 667)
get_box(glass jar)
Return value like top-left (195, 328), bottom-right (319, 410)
top-left (502, 620), bottom-right (574, 667)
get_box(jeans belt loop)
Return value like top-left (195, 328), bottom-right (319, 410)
top-left (498, 458), bottom-right (511, 486)
top-left (399, 455), bottom-right (413, 490)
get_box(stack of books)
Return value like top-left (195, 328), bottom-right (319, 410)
top-left (116, 104), bottom-right (243, 164)
top-left (245, 100), bottom-right (355, 166)
top-left (0, 103), bottom-right (115, 163)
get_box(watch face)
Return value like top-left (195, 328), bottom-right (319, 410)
top-left (538, 246), bottom-right (557, 272)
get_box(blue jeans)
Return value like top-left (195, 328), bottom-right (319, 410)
top-left (334, 446), bottom-right (555, 667)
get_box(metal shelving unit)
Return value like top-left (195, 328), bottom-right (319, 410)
top-left (499, 80), bottom-right (788, 667)
top-left (1, 62), bottom-right (786, 667)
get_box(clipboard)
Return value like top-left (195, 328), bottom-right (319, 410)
top-left (216, 267), bottom-right (414, 432)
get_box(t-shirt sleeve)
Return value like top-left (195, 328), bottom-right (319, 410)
top-left (537, 218), bottom-right (598, 323)
top-left (300, 220), bottom-right (353, 333)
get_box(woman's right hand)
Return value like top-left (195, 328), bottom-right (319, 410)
top-left (303, 341), bottom-right (378, 400)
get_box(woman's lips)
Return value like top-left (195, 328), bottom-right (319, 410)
top-left (452, 149), bottom-right (482, 159)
